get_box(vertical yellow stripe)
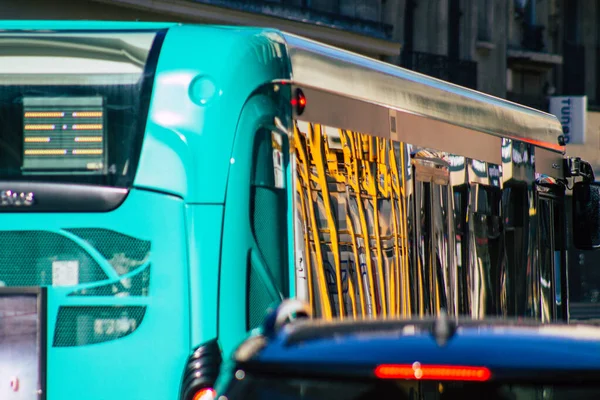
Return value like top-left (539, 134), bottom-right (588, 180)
top-left (309, 123), bottom-right (345, 319)
top-left (399, 145), bottom-right (412, 316)
top-left (340, 130), bottom-right (368, 318)
top-left (350, 132), bottom-right (378, 317)
top-left (389, 143), bottom-right (402, 316)
top-left (293, 126), bottom-right (332, 319)
top-left (364, 138), bottom-right (387, 317)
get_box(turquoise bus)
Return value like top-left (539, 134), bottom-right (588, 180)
top-left (0, 21), bottom-right (599, 400)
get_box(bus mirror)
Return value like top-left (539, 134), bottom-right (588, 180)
top-left (573, 181), bottom-right (600, 250)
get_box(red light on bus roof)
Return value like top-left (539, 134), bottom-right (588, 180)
top-left (291, 88), bottom-right (306, 115)
top-left (375, 363), bottom-right (491, 382)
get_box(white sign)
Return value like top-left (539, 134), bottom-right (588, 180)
top-left (271, 131), bottom-right (285, 189)
top-left (52, 260), bottom-right (79, 286)
top-left (549, 96), bottom-right (587, 145)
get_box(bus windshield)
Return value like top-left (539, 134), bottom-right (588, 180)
top-left (0, 30), bottom-right (163, 187)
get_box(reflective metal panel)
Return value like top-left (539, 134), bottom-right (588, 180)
top-left (294, 121), bottom-right (411, 319)
top-left (466, 159), bottom-right (504, 318)
top-left (283, 32), bottom-right (564, 152)
top-left (293, 118), bottom-right (566, 323)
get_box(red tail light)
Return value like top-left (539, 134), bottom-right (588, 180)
top-left (375, 363), bottom-right (491, 381)
top-left (192, 388), bottom-right (215, 400)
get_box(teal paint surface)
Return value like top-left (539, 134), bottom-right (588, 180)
top-left (0, 21), bottom-right (297, 399)
top-left (136, 25), bottom-right (292, 203)
top-left (0, 189), bottom-right (190, 400)
top-left (185, 204), bottom-right (224, 347)
top-left (218, 89), bottom-right (292, 356)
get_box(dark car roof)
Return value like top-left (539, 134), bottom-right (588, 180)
top-left (233, 317), bottom-right (600, 381)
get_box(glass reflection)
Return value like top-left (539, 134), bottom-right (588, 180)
top-left (293, 121), bottom-right (566, 323)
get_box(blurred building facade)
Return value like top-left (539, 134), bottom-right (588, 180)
top-left (4, 0), bottom-right (600, 316)
top-left (4, 0), bottom-right (588, 105)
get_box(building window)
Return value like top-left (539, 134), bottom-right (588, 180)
top-left (564, 0), bottom-right (579, 44)
top-left (478, 0), bottom-right (494, 42)
top-left (506, 68), bottom-right (548, 111)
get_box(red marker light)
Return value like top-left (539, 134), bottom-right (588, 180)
top-left (298, 95), bottom-right (306, 107)
top-left (292, 88), bottom-right (306, 115)
top-left (375, 363), bottom-right (491, 382)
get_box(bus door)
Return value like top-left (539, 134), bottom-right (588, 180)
top-left (535, 179), bottom-right (567, 322)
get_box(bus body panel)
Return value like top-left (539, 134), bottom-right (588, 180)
top-left (0, 23), bottom-right (294, 399)
top-left (219, 88), bottom-right (293, 357)
top-left (135, 25), bottom-right (291, 204)
top-left (0, 189), bottom-right (190, 400)
top-left (185, 204), bottom-right (223, 348)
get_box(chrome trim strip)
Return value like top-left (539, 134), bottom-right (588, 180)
top-left (282, 32), bottom-right (564, 153)
top-left (295, 85), bottom-right (502, 165)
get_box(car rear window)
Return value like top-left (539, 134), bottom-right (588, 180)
top-left (222, 375), bottom-right (600, 400)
